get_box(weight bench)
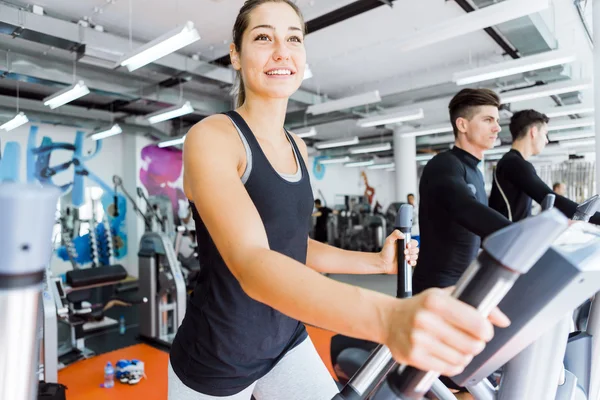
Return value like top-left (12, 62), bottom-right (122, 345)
top-left (59, 264), bottom-right (135, 366)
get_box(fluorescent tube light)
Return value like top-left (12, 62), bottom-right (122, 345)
top-left (295, 127), bottom-right (316, 138)
top-left (484, 146), bottom-right (511, 156)
top-left (415, 154), bottom-right (435, 162)
top-left (396, 0), bottom-right (550, 52)
top-left (357, 108), bottom-right (424, 128)
top-left (0, 112), bottom-right (29, 131)
top-left (549, 130), bottom-right (595, 142)
top-left (90, 124), bottom-right (123, 141)
top-left (559, 138), bottom-right (595, 148)
top-left (416, 134), bottom-right (455, 146)
top-left (318, 156), bottom-right (351, 165)
top-left (543, 104), bottom-right (594, 118)
top-left (500, 79), bottom-right (592, 104)
top-left (547, 117), bottom-right (594, 131)
top-left (43, 81), bottom-right (90, 109)
top-left (349, 142), bottom-right (392, 154)
top-left (453, 49), bottom-right (576, 85)
top-left (399, 124), bottom-right (454, 138)
top-left (118, 21), bottom-right (201, 72)
top-left (146, 101), bottom-right (194, 124)
top-left (303, 64), bottom-right (313, 81)
top-left (368, 162), bottom-right (395, 170)
top-left (315, 136), bottom-right (359, 150)
top-left (345, 160), bottom-right (375, 168)
top-left (306, 91), bottom-right (381, 115)
top-left (158, 135), bottom-right (186, 148)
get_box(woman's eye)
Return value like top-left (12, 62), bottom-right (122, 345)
top-left (255, 34), bottom-right (270, 41)
top-left (289, 36), bottom-right (302, 43)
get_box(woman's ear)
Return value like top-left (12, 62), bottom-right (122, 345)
top-left (230, 43), bottom-right (241, 70)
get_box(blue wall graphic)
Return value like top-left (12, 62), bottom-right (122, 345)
top-left (0, 125), bottom-right (127, 266)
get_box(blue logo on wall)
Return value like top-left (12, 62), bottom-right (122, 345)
top-left (313, 156), bottom-right (327, 180)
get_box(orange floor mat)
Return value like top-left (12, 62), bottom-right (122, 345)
top-left (58, 344), bottom-right (168, 400)
top-left (305, 324), bottom-right (338, 381)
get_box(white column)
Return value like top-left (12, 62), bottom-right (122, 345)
top-left (393, 127), bottom-right (417, 202)
top-left (595, 0), bottom-right (600, 199)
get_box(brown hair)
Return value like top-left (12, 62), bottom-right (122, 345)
top-left (231, 0), bottom-right (306, 108)
top-left (509, 109), bottom-right (549, 141)
top-left (448, 88), bottom-right (501, 137)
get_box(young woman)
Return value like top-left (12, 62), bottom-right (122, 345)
top-left (168, 1), bottom-right (510, 399)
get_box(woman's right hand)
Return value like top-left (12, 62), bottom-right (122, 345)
top-left (383, 287), bottom-right (511, 377)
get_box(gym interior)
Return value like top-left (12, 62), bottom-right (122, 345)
top-left (2, 1), bottom-right (600, 399)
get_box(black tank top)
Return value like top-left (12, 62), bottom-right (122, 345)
top-left (169, 111), bottom-right (313, 396)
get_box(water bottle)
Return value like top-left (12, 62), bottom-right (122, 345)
top-left (119, 316), bottom-right (126, 335)
top-left (104, 362), bottom-right (114, 388)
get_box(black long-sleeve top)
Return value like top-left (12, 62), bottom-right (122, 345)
top-left (489, 149), bottom-right (600, 224)
top-left (412, 146), bottom-right (511, 294)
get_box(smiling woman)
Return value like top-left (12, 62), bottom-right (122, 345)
top-left (230, 0), bottom-right (306, 108)
top-left (168, 1), bottom-right (507, 400)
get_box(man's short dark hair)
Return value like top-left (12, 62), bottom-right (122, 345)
top-left (509, 109), bottom-right (549, 141)
top-left (407, 193), bottom-right (414, 198)
top-left (553, 182), bottom-right (563, 191)
top-left (448, 88), bottom-right (501, 138)
top-left (314, 199), bottom-right (322, 206)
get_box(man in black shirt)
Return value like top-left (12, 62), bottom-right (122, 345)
top-left (489, 109), bottom-right (600, 224)
top-left (413, 88), bottom-right (513, 398)
top-left (413, 88), bottom-right (511, 295)
top-left (312, 199), bottom-right (333, 243)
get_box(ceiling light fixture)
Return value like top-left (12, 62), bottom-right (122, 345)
top-left (357, 108), bottom-right (425, 128)
top-left (306, 91), bottom-right (381, 115)
top-left (368, 162), bottom-right (395, 170)
top-left (0, 112), bottom-right (29, 131)
top-left (453, 49), bottom-right (576, 85)
top-left (146, 101), bottom-right (194, 124)
top-left (549, 130), bottom-right (595, 142)
top-left (399, 124), bottom-right (454, 138)
top-left (158, 136), bottom-right (186, 148)
top-left (500, 79), bottom-right (592, 104)
top-left (542, 104), bottom-right (595, 118)
top-left (295, 127), bottom-right (317, 138)
top-left (43, 81), bottom-right (90, 109)
top-left (315, 136), bottom-right (360, 150)
top-left (345, 160), bottom-right (375, 168)
top-left (117, 21), bottom-right (201, 72)
top-left (318, 156), bottom-right (351, 165)
top-left (547, 117), bottom-right (594, 131)
top-left (90, 124), bottom-right (123, 141)
top-left (349, 142), bottom-right (392, 154)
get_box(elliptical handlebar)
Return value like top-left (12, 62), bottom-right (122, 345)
top-left (396, 204), bottom-right (413, 299)
top-left (385, 209), bottom-right (569, 399)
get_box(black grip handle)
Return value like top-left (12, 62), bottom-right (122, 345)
top-left (387, 252), bottom-right (518, 399)
top-left (113, 180), bottom-right (119, 217)
top-left (541, 194), bottom-right (555, 211)
top-left (396, 204), bottom-right (413, 299)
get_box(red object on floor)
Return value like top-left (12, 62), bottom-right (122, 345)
top-left (58, 343), bottom-right (168, 400)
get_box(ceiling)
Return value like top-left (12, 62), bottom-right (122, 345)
top-left (0, 0), bottom-right (596, 160)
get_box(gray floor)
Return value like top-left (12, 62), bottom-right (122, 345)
top-left (328, 273), bottom-right (396, 297)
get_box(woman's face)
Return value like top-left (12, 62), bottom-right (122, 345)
top-left (231, 2), bottom-right (306, 101)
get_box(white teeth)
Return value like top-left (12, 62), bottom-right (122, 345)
top-left (267, 69), bottom-right (292, 75)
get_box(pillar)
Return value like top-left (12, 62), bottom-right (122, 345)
top-left (393, 127), bottom-right (418, 202)
top-left (595, 0), bottom-right (600, 199)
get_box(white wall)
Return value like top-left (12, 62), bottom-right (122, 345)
top-left (307, 156), bottom-right (397, 209)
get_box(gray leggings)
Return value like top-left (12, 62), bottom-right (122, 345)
top-left (168, 337), bottom-right (339, 400)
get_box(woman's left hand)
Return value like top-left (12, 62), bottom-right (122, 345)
top-left (379, 230), bottom-right (419, 274)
